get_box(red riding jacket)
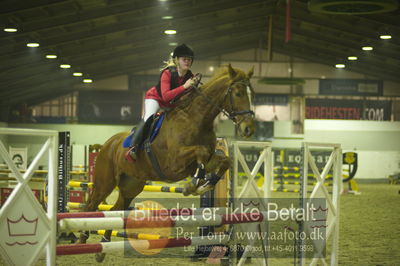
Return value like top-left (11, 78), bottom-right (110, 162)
top-left (145, 67), bottom-right (193, 108)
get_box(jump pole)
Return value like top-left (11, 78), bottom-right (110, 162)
top-left (91, 230), bottom-right (168, 240)
top-left (57, 235), bottom-right (230, 256)
top-left (67, 202), bottom-right (119, 211)
top-left (57, 207), bottom-right (229, 220)
top-left (68, 181), bottom-right (185, 193)
top-left (58, 209), bottom-right (300, 231)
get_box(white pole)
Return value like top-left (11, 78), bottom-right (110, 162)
top-left (47, 133), bottom-right (58, 266)
top-left (330, 146), bottom-right (341, 266)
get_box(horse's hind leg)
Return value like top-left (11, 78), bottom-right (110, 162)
top-left (95, 174), bottom-right (145, 262)
top-left (79, 162), bottom-right (116, 244)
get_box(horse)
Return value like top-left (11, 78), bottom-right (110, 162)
top-left (79, 64), bottom-right (256, 261)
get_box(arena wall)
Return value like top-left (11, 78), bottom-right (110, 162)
top-left (3, 117), bottom-right (400, 181)
top-left (274, 120), bottom-right (400, 181)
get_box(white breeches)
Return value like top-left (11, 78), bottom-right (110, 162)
top-left (143, 99), bottom-right (160, 121)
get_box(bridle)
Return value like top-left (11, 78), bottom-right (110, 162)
top-left (194, 78), bottom-right (255, 125)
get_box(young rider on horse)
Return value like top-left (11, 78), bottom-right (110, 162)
top-left (126, 43), bottom-right (200, 161)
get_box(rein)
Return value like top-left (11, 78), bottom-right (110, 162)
top-left (194, 79), bottom-right (254, 125)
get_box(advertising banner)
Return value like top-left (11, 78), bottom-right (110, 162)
top-left (319, 79), bottom-right (383, 96)
top-left (305, 99), bottom-right (391, 121)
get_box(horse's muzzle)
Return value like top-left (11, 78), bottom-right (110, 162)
top-left (238, 117), bottom-right (255, 138)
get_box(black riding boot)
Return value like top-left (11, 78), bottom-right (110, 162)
top-left (127, 119), bottom-right (146, 160)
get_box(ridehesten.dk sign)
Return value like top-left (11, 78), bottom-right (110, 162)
top-left (305, 99), bottom-right (392, 121)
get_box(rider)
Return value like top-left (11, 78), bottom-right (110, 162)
top-left (126, 43), bottom-right (200, 161)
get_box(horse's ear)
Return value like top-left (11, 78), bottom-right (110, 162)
top-left (228, 64), bottom-right (237, 79)
top-left (247, 66), bottom-right (254, 79)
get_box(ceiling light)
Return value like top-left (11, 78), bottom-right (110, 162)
top-left (83, 79), bottom-right (93, 83)
top-left (209, 66), bottom-right (215, 72)
top-left (4, 27), bottom-right (17, 32)
top-left (73, 72), bottom-right (83, 77)
top-left (335, 64), bottom-right (345, 68)
top-left (46, 54), bottom-right (57, 59)
top-left (380, 35), bottom-right (392, 39)
top-left (162, 16), bottom-right (173, 20)
top-left (27, 42), bottom-right (40, 47)
top-left (347, 56), bottom-right (358, 60)
top-left (362, 46), bottom-right (373, 51)
top-left (60, 64), bottom-right (71, 69)
top-left (168, 42), bottom-right (178, 46)
top-left (164, 30), bottom-right (177, 35)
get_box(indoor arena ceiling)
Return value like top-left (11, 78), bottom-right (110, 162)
top-left (0, 0), bottom-right (399, 108)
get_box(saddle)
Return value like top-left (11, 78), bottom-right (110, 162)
top-left (123, 113), bottom-right (165, 149)
top-left (123, 113), bottom-right (167, 179)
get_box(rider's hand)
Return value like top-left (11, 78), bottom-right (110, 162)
top-left (192, 75), bottom-right (201, 86)
top-left (183, 78), bottom-right (196, 89)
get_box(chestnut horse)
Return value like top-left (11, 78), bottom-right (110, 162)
top-left (80, 64), bottom-right (256, 261)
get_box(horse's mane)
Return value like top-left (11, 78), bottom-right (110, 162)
top-left (211, 65), bottom-right (247, 82)
top-left (173, 65), bottom-right (247, 111)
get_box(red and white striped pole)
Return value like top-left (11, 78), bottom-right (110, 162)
top-left (59, 210), bottom-right (299, 231)
top-left (57, 207), bottom-right (228, 221)
top-left (57, 235), bottom-right (230, 256)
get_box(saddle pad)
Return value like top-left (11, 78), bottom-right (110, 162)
top-left (122, 131), bottom-right (133, 148)
top-left (149, 112), bottom-right (165, 143)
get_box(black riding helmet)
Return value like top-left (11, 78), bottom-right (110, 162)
top-left (172, 44), bottom-right (194, 59)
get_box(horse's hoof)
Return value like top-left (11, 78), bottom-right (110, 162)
top-left (195, 184), bottom-right (214, 195)
top-left (78, 234), bottom-right (88, 244)
top-left (183, 182), bottom-right (197, 196)
top-left (95, 253), bottom-right (106, 262)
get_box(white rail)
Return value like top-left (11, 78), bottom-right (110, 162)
top-left (0, 128), bottom-right (58, 266)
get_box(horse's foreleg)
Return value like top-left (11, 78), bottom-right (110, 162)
top-left (79, 163), bottom-right (116, 244)
top-left (171, 145), bottom-right (212, 195)
top-left (95, 193), bottom-right (133, 263)
top-left (195, 152), bottom-right (231, 195)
